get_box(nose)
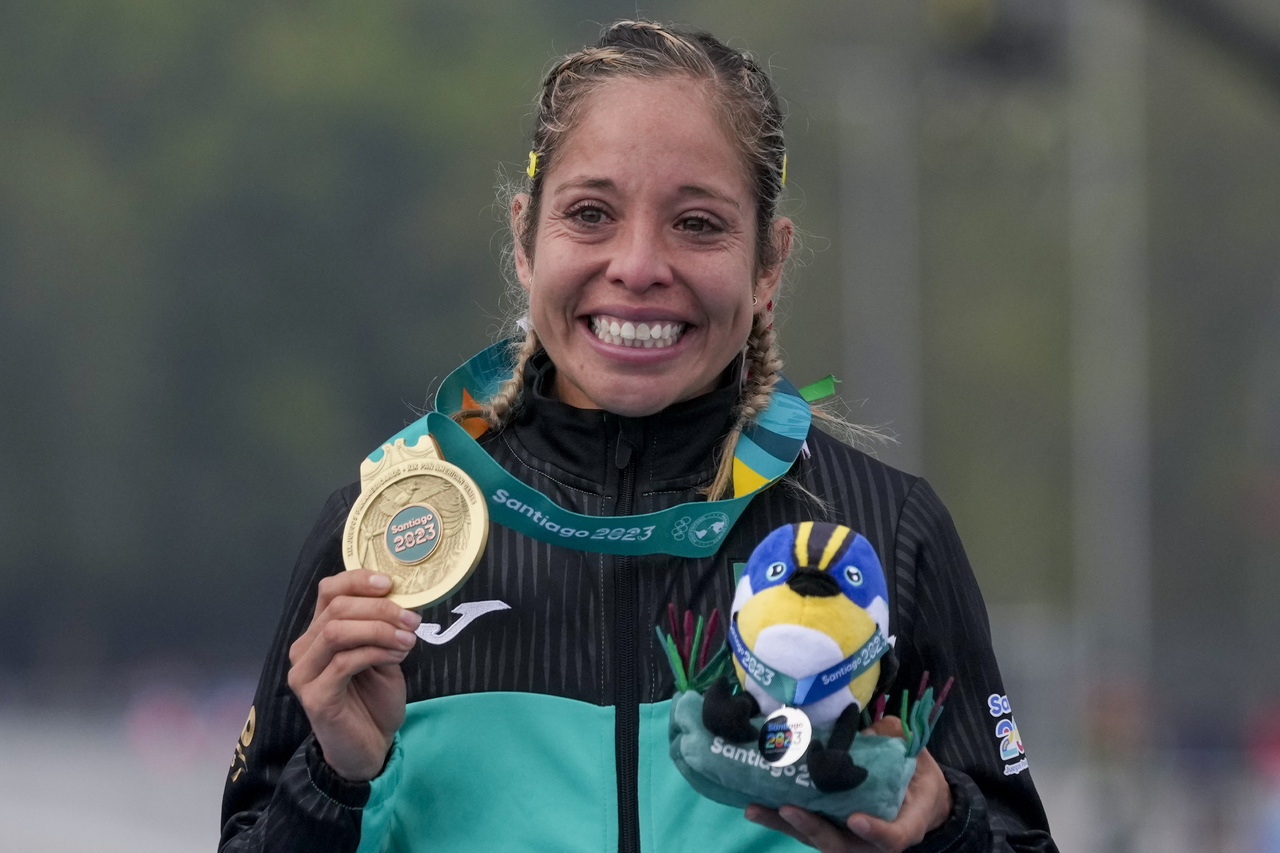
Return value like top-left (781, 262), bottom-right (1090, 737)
top-left (786, 569), bottom-right (841, 598)
top-left (605, 220), bottom-right (672, 294)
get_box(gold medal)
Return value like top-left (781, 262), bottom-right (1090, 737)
top-left (342, 434), bottom-right (488, 610)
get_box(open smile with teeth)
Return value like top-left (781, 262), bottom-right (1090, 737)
top-left (590, 315), bottom-right (687, 349)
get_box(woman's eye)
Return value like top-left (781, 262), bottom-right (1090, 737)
top-left (677, 216), bottom-right (718, 234)
top-left (843, 565), bottom-right (863, 586)
top-left (568, 205), bottom-right (607, 225)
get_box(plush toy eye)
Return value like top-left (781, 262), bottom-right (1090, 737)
top-left (843, 565), bottom-right (864, 586)
top-left (766, 561), bottom-right (788, 581)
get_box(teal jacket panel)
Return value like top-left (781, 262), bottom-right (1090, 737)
top-left (360, 692), bottom-right (618, 853)
top-left (639, 700), bottom-right (810, 853)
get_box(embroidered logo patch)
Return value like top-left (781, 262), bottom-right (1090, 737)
top-left (415, 600), bottom-right (510, 645)
top-left (987, 693), bottom-right (1027, 773)
top-left (995, 717), bottom-right (1024, 761)
top-left (229, 705), bottom-right (255, 782)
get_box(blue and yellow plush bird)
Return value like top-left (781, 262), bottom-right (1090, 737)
top-left (702, 521), bottom-right (897, 792)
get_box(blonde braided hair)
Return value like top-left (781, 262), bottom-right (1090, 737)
top-left (702, 312), bottom-right (784, 500)
top-left (450, 327), bottom-right (541, 429)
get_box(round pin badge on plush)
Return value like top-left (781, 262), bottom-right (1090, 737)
top-left (660, 522), bottom-right (951, 821)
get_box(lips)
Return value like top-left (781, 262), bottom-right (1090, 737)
top-left (589, 314), bottom-right (687, 349)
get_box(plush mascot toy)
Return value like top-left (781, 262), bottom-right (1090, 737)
top-left (703, 521), bottom-right (897, 792)
top-left (662, 521), bottom-right (948, 820)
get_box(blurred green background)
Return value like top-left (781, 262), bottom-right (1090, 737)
top-left (2, 0), bottom-right (1279, 849)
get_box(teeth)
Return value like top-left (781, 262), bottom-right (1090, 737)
top-left (589, 315), bottom-right (686, 349)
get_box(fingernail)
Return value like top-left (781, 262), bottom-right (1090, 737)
top-left (400, 609), bottom-right (422, 629)
top-left (395, 630), bottom-right (416, 647)
top-left (847, 816), bottom-right (871, 836)
top-left (369, 574), bottom-right (392, 590)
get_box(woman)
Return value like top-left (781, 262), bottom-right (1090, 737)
top-left (220, 21), bottom-right (1056, 853)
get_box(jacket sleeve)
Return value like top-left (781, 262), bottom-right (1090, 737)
top-left (218, 486), bottom-right (376, 853)
top-left (892, 479), bottom-right (1058, 853)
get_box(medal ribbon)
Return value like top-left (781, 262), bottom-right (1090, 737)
top-left (365, 340), bottom-right (811, 557)
top-left (727, 618), bottom-right (890, 706)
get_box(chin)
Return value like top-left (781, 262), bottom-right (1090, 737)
top-left (570, 371), bottom-right (691, 416)
top-left (591, 388), bottom-right (678, 418)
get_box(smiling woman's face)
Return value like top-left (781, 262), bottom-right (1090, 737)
top-left (513, 75), bottom-right (790, 417)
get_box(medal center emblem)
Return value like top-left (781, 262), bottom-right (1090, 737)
top-left (758, 706), bottom-right (811, 766)
top-left (385, 503), bottom-right (442, 565)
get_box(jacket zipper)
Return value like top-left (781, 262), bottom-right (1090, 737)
top-left (614, 427), bottom-right (640, 853)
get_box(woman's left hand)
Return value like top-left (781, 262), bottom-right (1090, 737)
top-left (744, 716), bottom-right (952, 853)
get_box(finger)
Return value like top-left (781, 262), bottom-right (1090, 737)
top-left (323, 595), bottom-right (422, 630)
top-left (909, 748), bottom-right (952, 829)
top-left (291, 574), bottom-right (414, 665)
top-left (861, 715), bottom-right (904, 739)
top-left (293, 645), bottom-right (409, 712)
top-left (314, 571), bottom-right (394, 621)
top-left (845, 812), bottom-right (910, 853)
top-left (290, 618), bottom-right (418, 686)
top-left (779, 805), bottom-right (869, 853)
top-left (291, 601), bottom-right (420, 668)
top-left (744, 805), bottom-right (811, 845)
top-left (845, 750), bottom-right (948, 852)
top-left (296, 571), bottom-right (393, 660)
top-left (846, 809), bottom-right (928, 853)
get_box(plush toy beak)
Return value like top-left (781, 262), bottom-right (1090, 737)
top-left (786, 568), bottom-right (841, 598)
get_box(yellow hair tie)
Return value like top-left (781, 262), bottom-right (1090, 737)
top-left (780, 153), bottom-right (787, 187)
top-left (527, 151), bottom-right (538, 179)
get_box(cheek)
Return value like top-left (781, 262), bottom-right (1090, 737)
top-left (695, 261), bottom-right (757, 325)
top-left (527, 274), bottom-right (578, 324)
top-left (710, 298), bottom-right (754, 347)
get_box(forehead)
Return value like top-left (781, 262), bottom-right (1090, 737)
top-left (549, 75), bottom-right (752, 201)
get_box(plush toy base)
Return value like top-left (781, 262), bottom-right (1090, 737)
top-left (668, 690), bottom-right (916, 822)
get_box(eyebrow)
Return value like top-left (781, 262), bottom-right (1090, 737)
top-left (552, 177), bottom-right (615, 194)
top-left (677, 184), bottom-right (741, 211)
top-left (551, 177), bottom-right (742, 211)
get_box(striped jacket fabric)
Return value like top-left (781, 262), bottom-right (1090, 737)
top-left (220, 356), bottom-right (1057, 853)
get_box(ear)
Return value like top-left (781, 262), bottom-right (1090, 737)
top-left (511, 193), bottom-right (534, 292)
top-left (753, 216), bottom-right (793, 315)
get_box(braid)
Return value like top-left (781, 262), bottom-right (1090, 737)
top-left (451, 328), bottom-right (541, 432)
top-left (702, 312), bottom-right (783, 500)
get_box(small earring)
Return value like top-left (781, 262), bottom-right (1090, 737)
top-left (752, 295), bottom-right (758, 306)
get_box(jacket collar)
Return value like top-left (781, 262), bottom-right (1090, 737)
top-left (505, 350), bottom-right (738, 494)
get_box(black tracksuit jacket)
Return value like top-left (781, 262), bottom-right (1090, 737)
top-left (220, 356), bottom-right (1057, 852)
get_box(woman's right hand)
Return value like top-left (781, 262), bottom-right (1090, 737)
top-left (287, 570), bottom-right (421, 781)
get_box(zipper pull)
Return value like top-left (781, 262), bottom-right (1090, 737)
top-left (615, 434), bottom-right (634, 469)
top-left (615, 418), bottom-right (643, 469)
